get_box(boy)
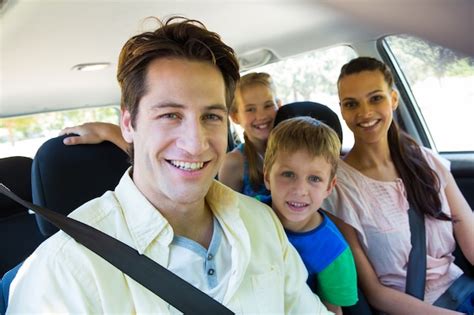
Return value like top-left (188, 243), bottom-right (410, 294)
top-left (263, 116), bottom-right (358, 314)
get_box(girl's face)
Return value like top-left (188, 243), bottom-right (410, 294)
top-left (338, 70), bottom-right (398, 146)
top-left (231, 84), bottom-right (278, 144)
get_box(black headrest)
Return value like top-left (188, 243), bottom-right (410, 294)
top-left (274, 101), bottom-right (343, 143)
top-left (0, 156), bottom-right (33, 219)
top-left (32, 135), bottom-right (131, 237)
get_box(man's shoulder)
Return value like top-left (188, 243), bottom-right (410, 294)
top-left (212, 180), bottom-right (278, 225)
top-left (69, 190), bottom-right (120, 229)
top-left (32, 191), bottom-right (122, 261)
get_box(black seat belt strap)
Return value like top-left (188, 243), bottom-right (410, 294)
top-left (0, 184), bottom-right (234, 315)
top-left (405, 206), bottom-right (426, 300)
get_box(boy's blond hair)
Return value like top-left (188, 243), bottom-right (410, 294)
top-left (264, 116), bottom-right (341, 181)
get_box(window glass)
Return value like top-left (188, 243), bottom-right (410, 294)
top-left (238, 45), bottom-right (358, 151)
top-left (0, 106), bottom-right (120, 158)
top-left (384, 35), bottom-right (474, 152)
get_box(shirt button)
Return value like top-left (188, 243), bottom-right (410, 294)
top-left (208, 269), bottom-right (215, 275)
top-left (207, 254), bottom-right (213, 260)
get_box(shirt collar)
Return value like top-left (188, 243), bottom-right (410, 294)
top-left (115, 168), bottom-right (173, 254)
top-left (115, 171), bottom-right (250, 261)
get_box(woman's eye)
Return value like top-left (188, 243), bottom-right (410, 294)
top-left (245, 107), bottom-right (256, 113)
top-left (371, 95), bottom-right (384, 103)
top-left (342, 101), bottom-right (357, 109)
top-left (308, 175), bottom-right (321, 183)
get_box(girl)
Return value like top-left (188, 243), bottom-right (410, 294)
top-left (323, 57), bottom-right (474, 314)
top-left (218, 72), bottom-right (281, 202)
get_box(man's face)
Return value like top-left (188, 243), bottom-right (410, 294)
top-left (121, 58), bottom-right (228, 209)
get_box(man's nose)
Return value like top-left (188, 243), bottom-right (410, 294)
top-left (176, 119), bottom-right (209, 155)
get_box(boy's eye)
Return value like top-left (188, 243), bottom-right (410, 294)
top-left (308, 175), bottom-right (321, 183)
top-left (281, 171), bottom-right (294, 178)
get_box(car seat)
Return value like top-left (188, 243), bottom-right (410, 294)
top-left (32, 134), bottom-right (131, 237)
top-left (1, 135), bottom-right (131, 312)
top-left (0, 156), bottom-right (44, 276)
top-left (274, 101), bottom-right (343, 144)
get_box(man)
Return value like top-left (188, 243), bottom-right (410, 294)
top-left (7, 17), bottom-right (329, 314)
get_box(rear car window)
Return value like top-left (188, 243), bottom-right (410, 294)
top-left (0, 106), bottom-right (120, 158)
top-left (242, 45), bottom-right (358, 151)
top-left (383, 34), bottom-right (474, 153)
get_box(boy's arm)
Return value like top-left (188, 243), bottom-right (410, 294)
top-left (323, 302), bottom-right (342, 315)
top-left (316, 248), bottom-right (358, 307)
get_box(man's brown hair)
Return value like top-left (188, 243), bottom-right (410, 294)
top-left (117, 16), bottom-right (240, 128)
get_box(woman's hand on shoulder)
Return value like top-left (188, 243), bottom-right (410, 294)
top-left (218, 149), bottom-right (244, 192)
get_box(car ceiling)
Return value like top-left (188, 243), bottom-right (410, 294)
top-left (1, 0), bottom-right (472, 118)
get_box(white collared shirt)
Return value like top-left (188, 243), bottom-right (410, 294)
top-left (8, 169), bottom-right (330, 314)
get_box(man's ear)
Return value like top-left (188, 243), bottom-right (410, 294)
top-left (263, 168), bottom-right (271, 191)
top-left (229, 111), bottom-right (240, 125)
top-left (391, 89), bottom-right (399, 111)
top-left (120, 109), bottom-right (134, 144)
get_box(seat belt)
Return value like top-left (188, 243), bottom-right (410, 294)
top-left (0, 184), bottom-right (234, 315)
top-left (405, 206), bottom-right (426, 300)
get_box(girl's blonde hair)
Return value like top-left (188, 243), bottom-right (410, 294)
top-left (232, 72), bottom-right (278, 190)
top-left (264, 117), bottom-right (341, 181)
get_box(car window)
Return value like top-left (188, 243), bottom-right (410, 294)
top-left (0, 106), bottom-right (120, 158)
top-left (383, 35), bottom-right (474, 152)
top-left (239, 45), bottom-right (358, 151)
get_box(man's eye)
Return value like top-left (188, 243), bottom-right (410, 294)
top-left (160, 113), bottom-right (179, 119)
top-left (204, 113), bottom-right (223, 121)
top-left (308, 175), bottom-right (321, 183)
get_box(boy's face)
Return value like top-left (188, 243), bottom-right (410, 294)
top-left (264, 149), bottom-right (336, 232)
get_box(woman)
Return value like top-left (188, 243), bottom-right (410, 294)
top-left (323, 56), bottom-right (474, 314)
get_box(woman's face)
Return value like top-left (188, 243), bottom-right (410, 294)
top-left (231, 84), bottom-right (278, 144)
top-left (338, 70), bottom-right (398, 146)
